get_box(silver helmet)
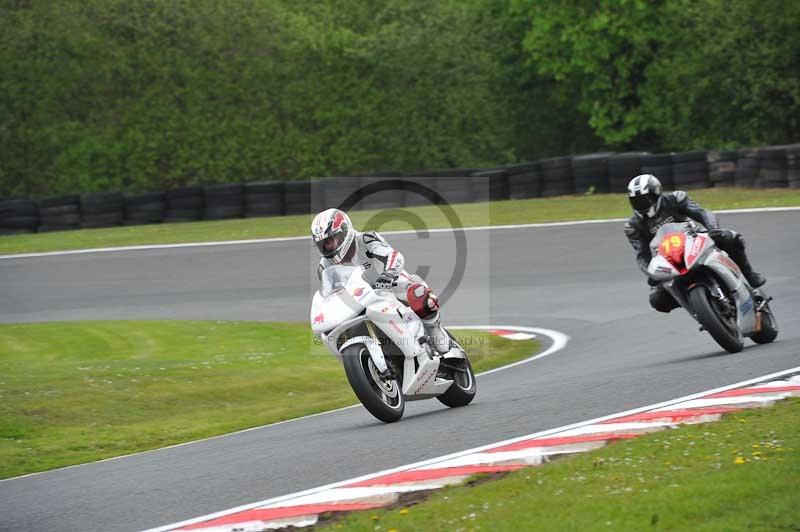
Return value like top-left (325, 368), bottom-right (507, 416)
top-left (627, 174), bottom-right (663, 218)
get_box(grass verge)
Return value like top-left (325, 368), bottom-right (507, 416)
top-left (326, 398), bottom-right (800, 531)
top-left (1, 188), bottom-right (798, 255)
top-left (0, 320), bottom-right (538, 479)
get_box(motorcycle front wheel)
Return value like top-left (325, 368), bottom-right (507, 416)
top-left (342, 344), bottom-right (404, 423)
top-left (689, 285), bottom-right (744, 353)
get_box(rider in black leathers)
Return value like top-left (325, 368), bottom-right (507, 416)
top-left (624, 174), bottom-right (766, 313)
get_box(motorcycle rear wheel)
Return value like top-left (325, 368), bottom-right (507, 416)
top-left (436, 332), bottom-right (477, 408)
top-left (342, 344), bottom-right (404, 423)
top-left (751, 304), bottom-right (779, 344)
top-left (689, 285), bottom-right (744, 353)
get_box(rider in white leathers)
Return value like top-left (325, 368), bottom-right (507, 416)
top-left (312, 208), bottom-right (452, 354)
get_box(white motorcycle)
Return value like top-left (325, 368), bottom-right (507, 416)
top-left (310, 264), bottom-right (476, 422)
top-left (647, 221), bottom-right (778, 353)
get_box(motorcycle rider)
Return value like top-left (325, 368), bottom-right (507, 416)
top-left (311, 208), bottom-right (452, 353)
top-left (624, 174), bottom-right (766, 313)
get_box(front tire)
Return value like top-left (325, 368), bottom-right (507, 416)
top-left (689, 285), bottom-right (744, 353)
top-left (342, 344), bottom-right (404, 423)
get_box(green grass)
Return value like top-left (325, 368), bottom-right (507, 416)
top-left (2, 188), bottom-right (799, 255)
top-left (328, 398), bottom-right (800, 532)
top-left (0, 321), bottom-right (538, 479)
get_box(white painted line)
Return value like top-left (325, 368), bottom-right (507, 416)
top-left (0, 324), bottom-right (561, 484)
top-left (2, 206), bottom-right (798, 261)
top-left (143, 365), bottom-right (800, 532)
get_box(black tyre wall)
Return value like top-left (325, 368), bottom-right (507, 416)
top-left (472, 169), bottom-right (510, 202)
top-left (639, 153), bottom-right (674, 190)
top-left (671, 151), bottom-right (709, 189)
top-left (203, 184), bottom-right (244, 220)
top-left (735, 149), bottom-right (759, 187)
top-left (245, 182), bottom-right (284, 217)
top-left (756, 147), bottom-right (787, 188)
top-left (0, 199), bottom-right (39, 233)
top-left (608, 152), bottom-right (648, 193)
top-left (572, 153), bottom-right (612, 194)
top-left (506, 162), bottom-right (541, 199)
top-left (165, 187), bottom-right (204, 222)
top-left (786, 144), bottom-right (800, 189)
top-left (124, 192), bottom-right (165, 225)
top-left (0, 207), bottom-right (39, 233)
top-left (434, 176), bottom-right (474, 205)
top-left (356, 176), bottom-right (406, 210)
top-left (284, 180), bottom-right (323, 215)
top-left (707, 151), bottom-right (737, 187)
top-left (37, 195), bottom-right (80, 231)
top-left (322, 177), bottom-right (363, 211)
top-left (80, 192), bottom-right (124, 228)
top-left (540, 156), bottom-right (574, 197)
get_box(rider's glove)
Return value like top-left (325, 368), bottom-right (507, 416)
top-left (373, 269), bottom-right (399, 290)
top-left (647, 277), bottom-right (660, 287)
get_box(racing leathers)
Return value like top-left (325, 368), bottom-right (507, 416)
top-left (317, 230), bottom-right (452, 353)
top-left (624, 191), bottom-right (765, 312)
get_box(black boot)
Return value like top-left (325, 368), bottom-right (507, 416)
top-left (720, 232), bottom-right (766, 288)
top-left (743, 266), bottom-right (766, 288)
top-left (731, 249), bottom-right (766, 287)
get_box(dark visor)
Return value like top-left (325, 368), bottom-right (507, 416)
top-left (315, 232), bottom-right (346, 258)
top-left (630, 194), bottom-right (656, 214)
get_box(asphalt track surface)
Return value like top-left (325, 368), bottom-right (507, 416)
top-left (1, 211), bottom-right (798, 532)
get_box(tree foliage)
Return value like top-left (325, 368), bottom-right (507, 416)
top-left (0, 0), bottom-right (797, 197)
top-left (511, 0), bottom-right (800, 149)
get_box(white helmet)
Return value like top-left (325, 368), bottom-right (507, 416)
top-left (627, 174), bottom-right (663, 218)
top-left (311, 208), bottom-right (355, 263)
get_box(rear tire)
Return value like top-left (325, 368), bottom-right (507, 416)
top-left (342, 344), bottom-right (404, 423)
top-left (751, 304), bottom-right (779, 344)
top-left (689, 286), bottom-right (744, 353)
top-left (436, 332), bottom-right (477, 408)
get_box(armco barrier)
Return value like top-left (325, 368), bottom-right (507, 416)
top-left (2, 144), bottom-right (798, 235)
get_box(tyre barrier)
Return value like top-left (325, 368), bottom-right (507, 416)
top-left (356, 174), bottom-right (406, 210)
top-left (124, 192), bottom-right (165, 225)
top-left (756, 146), bottom-right (788, 188)
top-left (639, 153), bottom-right (674, 190)
top-left (411, 169), bottom-right (477, 206)
top-left (2, 144), bottom-right (796, 236)
top-left (540, 156), bottom-right (574, 197)
top-left (572, 153), bottom-right (612, 194)
top-left (473, 168), bottom-right (510, 202)
top-left (245, 181), bottom-right (284, 217)
top-left (505, 162), bottom-right (541, 199)
top-left (0, 198), bottom-right (38, 235)
top-left (321, 177), bottom-right (363, 211)
top-left (672, 151), bottom-right (709, 190)
top-left (80, 191), bottom-right (124, 228)
top-left (706, 151), bottom-right (737, 187)
top-left (284, 180), bottom-right (323, 215)
top-left (787, 144), bottom-right (800, 189)
top-left (608, 152), bottom-right (648, 193)
top-left (37, 195), bottom-right (80, 232)
top-left (165, 187), bottom-right (204, 223)
top-left (203, 183), bottom-right (244, 220)
top-left (734, 149), bottom-right (759, 188)
top-left (433, 175), bottom-right (475, 205)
